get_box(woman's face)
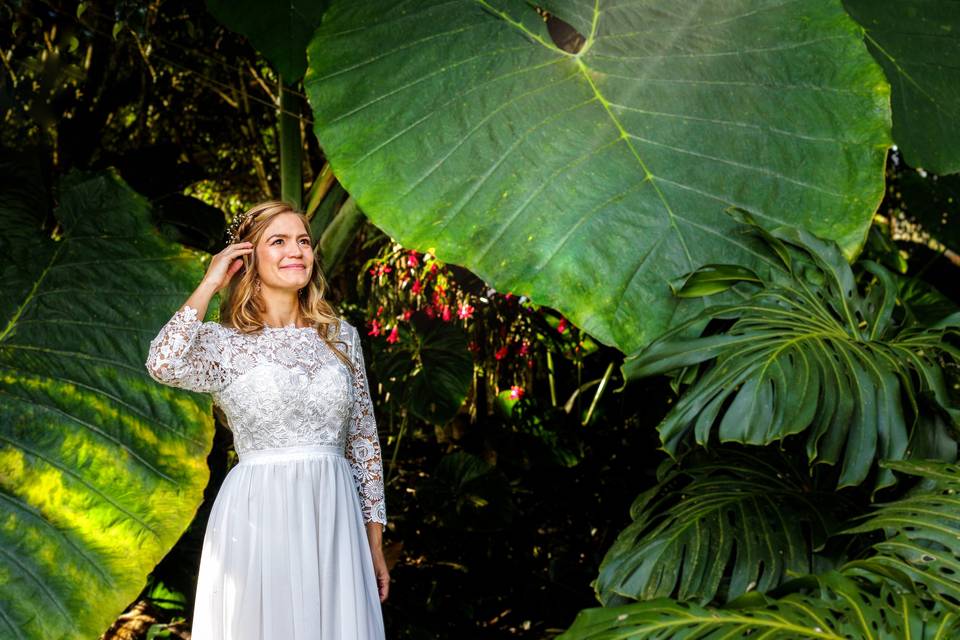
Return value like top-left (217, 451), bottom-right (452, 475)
top-left (255, 213), bottom-right (314, 292)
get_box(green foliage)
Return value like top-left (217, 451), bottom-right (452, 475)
top-left (624, 213), bottom-right (960, 491)
top-left (0, 156), bottom-right (215, 639)
top-left (418, 452), bottom-right (518, 532)
top-left (560, 571), bottom-right (960, 639)
top-left (594, 449), bottom-right (842, 606)
top-left (569, 459), bottom-right (960, 638)
top-left (372, 313), bottom-right (473, 424)
top-left (843, 459), bottom-right (960, 609)
top-left (204, 0), bottom-right (328, 80)
top-left (304, 0), bottom-right (891, 355)
top-left (844, 0), bottom-right (960, 175)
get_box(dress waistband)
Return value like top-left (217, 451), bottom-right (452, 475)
top-left (237, 444), bottom-right (345, 464)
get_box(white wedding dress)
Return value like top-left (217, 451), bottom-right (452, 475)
top-left (145, 305), bottom-right (386, 639)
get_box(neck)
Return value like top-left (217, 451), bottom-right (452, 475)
top-left (260, 287), bottom-right (302, 327)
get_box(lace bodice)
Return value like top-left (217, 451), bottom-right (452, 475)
top-left (144, 305), bottom-right (386, 526)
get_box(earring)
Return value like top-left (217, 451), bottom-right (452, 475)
top-left (255, 278), bottom-right (261, 293)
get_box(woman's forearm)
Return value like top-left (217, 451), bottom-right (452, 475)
top-left (365, 522), bottom-right (384, 547)
top-left (182, 278), bottom-right (220, 320)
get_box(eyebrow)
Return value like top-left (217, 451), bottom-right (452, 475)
top-left (266, 232), bottom-right (311, 240)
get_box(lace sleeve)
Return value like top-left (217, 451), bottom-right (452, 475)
top-left (345, 323), bottom-right (387, 527)
top-left (145, 304), bottom-right (228, 393)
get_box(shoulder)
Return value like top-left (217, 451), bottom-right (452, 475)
top-left (337, 318), bottom-right (359, 340)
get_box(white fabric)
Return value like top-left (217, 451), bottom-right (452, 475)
top-left (145, 306), bottom-right (386, 639)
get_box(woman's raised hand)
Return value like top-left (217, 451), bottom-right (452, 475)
top-left (202, 242), bottom-right (254, 293)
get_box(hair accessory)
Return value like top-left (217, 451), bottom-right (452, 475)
top-left (226, 209), bottom-right (255, 246)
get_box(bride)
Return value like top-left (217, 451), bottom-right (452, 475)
top-left (145, 200), bottom-right (389, 639)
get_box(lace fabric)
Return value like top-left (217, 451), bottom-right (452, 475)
top-left (145, 305), bottom-right (387, 526)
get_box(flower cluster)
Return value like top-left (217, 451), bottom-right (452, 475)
top-left (363, 241), bottom-right (585, 408)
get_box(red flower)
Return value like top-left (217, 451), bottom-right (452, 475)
top-left (386, 326), bottom-right (399, 344)
top-left (494, 345), bottom-right (509, 360)
top-left (468, 341), bottom-right (480, 353)
top-left (458, 303), bottom-right (474, 320)
top-left (518, 340), bottom-right (530, 356)
top-left (441, 305), bottom-right (452, 322)
top-left (557, 318), bottom-right (568, 334)
top-left (368, 319), bottom-right (382, 337)
top-left (401, 308), bottom-right (412, 321)
top-left (509, 385), bottom-right (524, 400)
top-left (430, 263), bottom-right (439, 275)
top-left (425, 306), bottom-right (436, 318)
top-left (504, 292), bottom-right (514, 301)
top-left (411, 279), bottom-right (422, 295)
top-left (407, 250), bottom-right (419, 267)
top-left (376, 305), bottom-right (384, 317)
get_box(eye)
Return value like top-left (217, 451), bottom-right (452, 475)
top-left (272, 238), bottom-right (283, 245)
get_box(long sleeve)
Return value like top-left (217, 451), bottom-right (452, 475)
top-left (145, 304), bottom-right (228, 393)
top-left (345, 324), bottom-right (387, 527)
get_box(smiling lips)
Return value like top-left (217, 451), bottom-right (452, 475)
top-left (281, 264), bottom-right (305, 269)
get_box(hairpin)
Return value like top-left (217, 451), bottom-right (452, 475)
top-left (225, 209), bottom-right (254, 246)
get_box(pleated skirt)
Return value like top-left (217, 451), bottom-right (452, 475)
top-left (190, 444), bottom-right (386, 640)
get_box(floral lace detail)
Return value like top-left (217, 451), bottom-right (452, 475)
top-left (345, 325), bottom-right (387, 526)
top-left (145, 305), bottom-right (387, 526)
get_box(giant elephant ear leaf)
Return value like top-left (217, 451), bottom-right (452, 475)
top-left (0, 161), bottom-right (215, 639)
top-left (304, 0), bottom-right (891, 354)
top-left (843, 0), bottom-right (960, 175)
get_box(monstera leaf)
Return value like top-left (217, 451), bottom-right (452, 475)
top-left (843, 460), bottom-right (960, 609)
top-left (624, 214), bottom-right (960, 491)
top-left (0, 160), bottom-right (215, 639)
top-left (844, 0), bottom-right (960, 175)
top-left (560, 571), bottom-right (960, 639)
top-left (204, 0), bottom-right (329, 80)
top-left (595, 449), bottom-right (841, 606)
top-left (304, 0), bottom-right (891, 354)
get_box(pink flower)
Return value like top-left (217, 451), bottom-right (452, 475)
top-left (557, 318), bottom-right (568, 334)
top-left (518, 341), bottom-right (530, 356)
top-left (441, 305), bottom-right (451, 322)
top-left (458, 303), bottom-right (474, 320)
top-left (494, 346), bottom-right (509, 360)
top-left (376, 305), bottom-right (384, 317)
top-left (407, 250), bottom-right (419, 267)
top-left (430, 263), bottom-right (439, 275)
top-left (401, 309), bottom-right (412, 321)
top-left (424, 306), bottom-right (436, 318)
top-left (368, 319), bottom-right (382, 337)
top-left (386, 326), bottom-right (399, 344)
top-left (411, 279), bottom-right (422, 295)
top-left (509, 385), bottom-right (524, 400)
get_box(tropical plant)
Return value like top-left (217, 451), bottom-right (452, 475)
top-left (562, 460), bottom-right (960, 639)
top-left (623, 212), bottom-right (960, 491)
top-left (303, 0), bottom-right (902, 355)
top-left (593, 448), bottom-right (846, 606)
top-left (0, 153), bottom-right (215, 639)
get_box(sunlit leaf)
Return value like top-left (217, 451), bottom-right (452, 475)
top-left (305, 0), bottom-right (891, 354)
top-left (0, 157), bottom-right (215, 639)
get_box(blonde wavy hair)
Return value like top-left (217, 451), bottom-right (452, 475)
top-left (219, 200), bottom-right (352, 368)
